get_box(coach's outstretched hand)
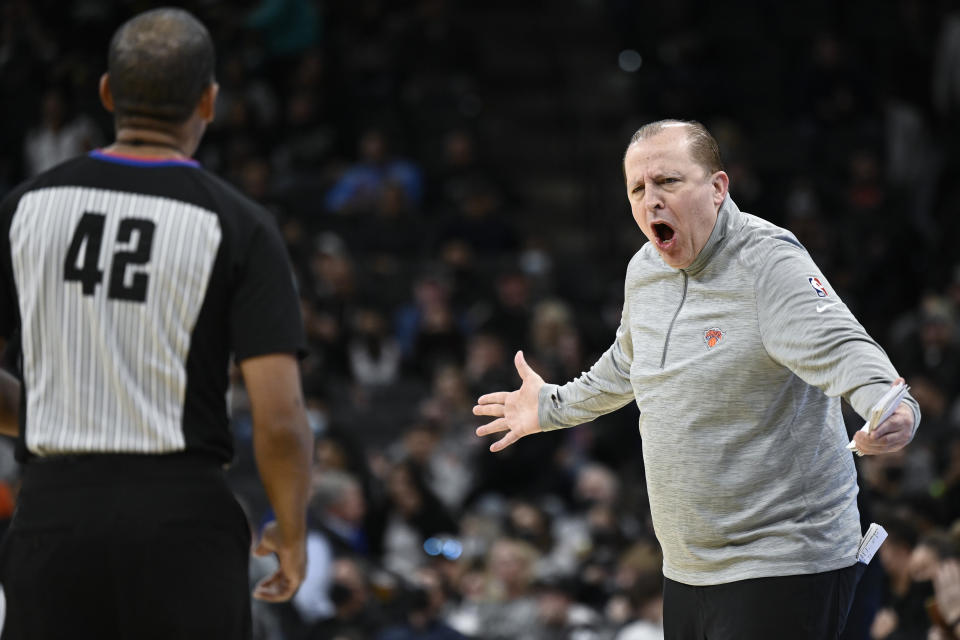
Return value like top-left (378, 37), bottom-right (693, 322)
top-left (474, 350), bottom-right (545, 452)
top-left (252, 521), bottom-right (307, 602)
top-left (852, 377), bottom-right (915, 456)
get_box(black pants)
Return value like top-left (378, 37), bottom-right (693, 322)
top-left (664, 563), bottom-right (865, 640)
top-left (0, 454), bottom-right (252, 640)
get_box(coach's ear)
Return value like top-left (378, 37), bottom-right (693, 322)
top-left (99, 73), bottom-right (115, 113)
top-left (711, 170), bottom-right (729, 207)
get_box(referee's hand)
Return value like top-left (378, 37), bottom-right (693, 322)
top-left (252, 521), bottom-right (307, 602)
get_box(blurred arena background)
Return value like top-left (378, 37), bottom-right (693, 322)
top-left (3, 0), bottom-right (960, 638)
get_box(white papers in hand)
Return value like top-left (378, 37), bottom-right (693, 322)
top-left (846, 382), bottom-right (909, 456)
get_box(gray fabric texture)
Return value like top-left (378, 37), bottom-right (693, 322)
top-left (538, 196), bottom-right (920, 586)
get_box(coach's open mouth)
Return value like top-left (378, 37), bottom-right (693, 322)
top-left (652, 222), bottom-right (675, 245)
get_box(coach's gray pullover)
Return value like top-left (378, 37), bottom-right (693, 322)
top-left (538, 196), bottom-right (920, 586)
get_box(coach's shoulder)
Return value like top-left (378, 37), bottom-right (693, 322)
top-left (735, 212), bottom-right (809, 275)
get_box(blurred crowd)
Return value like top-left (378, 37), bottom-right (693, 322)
top-left (3, 0), bottom-right (960, 638)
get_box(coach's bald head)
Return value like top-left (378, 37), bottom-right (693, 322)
top-left (101, 8), bottom-right (215, 127)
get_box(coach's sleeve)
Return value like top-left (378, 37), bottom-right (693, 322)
top-left (230, 218), bottom-right (306, 362)
top-left (755, 244), bottom-right (920, 436)
top-left (538, 257), bottom-right (637, 431)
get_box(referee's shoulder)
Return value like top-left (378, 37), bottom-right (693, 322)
top-left (187, 166), bottom-right (277, 229)
top-left (0, 156), bottom-right (91, 213)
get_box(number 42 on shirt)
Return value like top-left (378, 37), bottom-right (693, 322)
top-left (63, 211), bottom-right (156, 303)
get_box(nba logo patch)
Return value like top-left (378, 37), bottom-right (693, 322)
top-left (808, 277), bottom-right (828, 298)
top-left (704, 328), bottom-right (724, 349)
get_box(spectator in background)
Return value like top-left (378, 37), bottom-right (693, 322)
top-left (614, 570), bottom-right (666, 640)
top-left (377, 566), bottom-right (468, 640)
top-left (933, 556), bottom-right (960, 640)
top-left (531, 574), bottom-right (609, 640)
top-left (381, 460), bottom-right (459, 577)
top-left (894, 297), bottom-right (960, 400)
top-left (872, 519), bottom-right (933, 640)
top-left (349, 307), bottom-right (401, 387)
top-left (436, 178), bottom-right (518, 256)
top-left (326, 128), bottom-right (423, 214)
top-left (293, 470), bottom-right (370, 627)
top-left (477, 268), bottom-right (532, 352)
top-left (306, 556), bottom-right (387, 640)
top-left (245, 0), bottom-right (319, 60)
top-left (477, 537), bottom-right (542, 640)
top-left (23, 87), bottom-right (102, 176)
top-left (464, 332), bottom-right (514, 398)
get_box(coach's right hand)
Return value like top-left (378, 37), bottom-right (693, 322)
top-left (252, 521), bottom-right (307, 602)
top-left (474, 350), bottom-right (544, 452)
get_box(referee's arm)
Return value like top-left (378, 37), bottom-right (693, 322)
top-left (241, 352), bottom-right (312, 602)
top-left (0, 367), bottom-right (17, 438)
top-left (0, 338), bottom-right (17, 438)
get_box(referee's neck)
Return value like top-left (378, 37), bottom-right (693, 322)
top-left (107, 122), bottom-right (197, 160)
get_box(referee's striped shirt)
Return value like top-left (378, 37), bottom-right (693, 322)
top-left (0, 150), bottom-right (305, 463)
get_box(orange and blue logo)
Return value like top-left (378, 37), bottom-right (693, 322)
top-left (808, 276), bottom-right (829, 298)
top-left (704, 328), bottom-right (724, 349)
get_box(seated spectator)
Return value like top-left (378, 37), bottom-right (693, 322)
top-left (349, 307), bottom-right (401, 387)
top-left (614, 571), bottom-right (665, 640)
top-left (23, 88), bottom-right (102, 176)
top-left (381, 460), bottom-right (459, 577)
top-left (306, 556), bottom-right (388, 640)
top-left (377, 566), bottom-right (468, 640)
top-left (325, 128), bottom-right (423, 214)
top-left (475, 537), bottom-right (542, 640)
top-left (531, 574), bottom-right (609, 640)
top-left (872, 518), bottom-right (935, 640)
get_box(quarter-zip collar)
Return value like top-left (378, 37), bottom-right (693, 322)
top-left (681, 195), bottom-right (741, 277)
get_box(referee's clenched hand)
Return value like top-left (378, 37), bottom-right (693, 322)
top-left (252, 521), bottom-right (307, 602)
top-left (473, 350), bottom-right (544, 452)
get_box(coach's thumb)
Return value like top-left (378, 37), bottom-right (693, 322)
top-left (515, 350), bottom-right (532, 381)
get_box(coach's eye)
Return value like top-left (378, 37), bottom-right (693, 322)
top-left (632, 185), bottom-right (644, 194)
top-left (663, 177), bottom-right (678, 184)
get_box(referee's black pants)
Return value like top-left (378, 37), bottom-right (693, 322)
top-left (664, 563), bottom-right (865, 640)
top-left (0, 453), bottom-right (252, 640)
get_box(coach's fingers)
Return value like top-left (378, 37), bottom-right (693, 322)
top-left (477, 392), bottom-right (509, 405)
top-left (871, 405), bottom-right (913, 439)
top-left (490, 430), bottom-right (521, 453)
top-left (473, 403), bottom-right (505, 418)
top-left (476, 418), bottom-right (508, 437)
top-left (853, 429), bottom-right (908, 455)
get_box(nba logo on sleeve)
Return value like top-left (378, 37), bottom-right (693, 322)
top-left (808, 277), bottom-right (828, 298)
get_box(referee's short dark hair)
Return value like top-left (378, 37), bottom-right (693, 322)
top-left (107, 7), bottom-right (215, 124)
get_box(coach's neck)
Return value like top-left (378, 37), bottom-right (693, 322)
top-left (98, 73), bottom-right (218, 159)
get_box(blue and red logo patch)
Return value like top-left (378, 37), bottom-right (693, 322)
top-left (808, 276), bottom-right (828, 298)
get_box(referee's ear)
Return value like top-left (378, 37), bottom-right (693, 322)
top-left (197, 82), bottom-right (218, 125)
top-left (99, 73), bottom-right (116, 114)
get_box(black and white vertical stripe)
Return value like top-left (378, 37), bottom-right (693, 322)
top-left (9, 186), bottom-right (222, 455)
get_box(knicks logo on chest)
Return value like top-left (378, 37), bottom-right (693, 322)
top-left (703, 328), bottom-right (724, 349)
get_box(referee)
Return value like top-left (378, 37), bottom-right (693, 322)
top-left (0, 8), bottom-right (311, 639)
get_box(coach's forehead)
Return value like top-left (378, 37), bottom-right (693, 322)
top-left (625, 127), bottom-right (696, 176)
